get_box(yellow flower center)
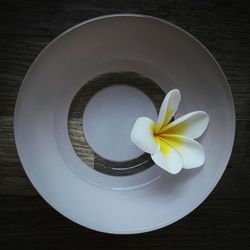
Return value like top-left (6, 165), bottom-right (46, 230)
top-left (151, 121), bottom-right (187, 156)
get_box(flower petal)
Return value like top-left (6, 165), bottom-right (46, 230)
top-left (130, 117), bottom-right (159, 154)
top-left (162, 111), bottom-right (209, 139)
top-left (151, 138), bottom-right (182, 174)
top-left (155, 89), bottom-right (181, 133)
top-left (161, 135), bottom-right (205, 169)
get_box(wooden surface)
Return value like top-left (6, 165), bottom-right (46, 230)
top-left (0, 0), bottom-right (250, 249)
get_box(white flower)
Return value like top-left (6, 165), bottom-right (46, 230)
top-left (130, 89), bottom-right (209, 174)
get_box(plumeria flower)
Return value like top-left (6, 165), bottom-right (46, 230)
top-left (130, 89), bottom-right (209, 174)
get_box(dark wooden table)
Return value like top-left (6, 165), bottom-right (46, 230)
top-left (1, 0), bottom-right (250, 249)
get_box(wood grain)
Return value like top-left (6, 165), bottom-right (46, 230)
top-left (0, 0), bottom-right (250, 249)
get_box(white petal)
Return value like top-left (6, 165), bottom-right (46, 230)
top-left (151, 140), bottom-right (182, 174)
top-left (163, 111), bottom-right (209, 139)
top-left (155, 89), bottom-right (181, 133)
top-left (130, 117), bottom-right (159, 154)
top-left (162, 135), bottom-right (205, 169)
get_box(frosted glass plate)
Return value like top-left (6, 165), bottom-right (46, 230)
top-left (14, 14), bottom-right (235, 234)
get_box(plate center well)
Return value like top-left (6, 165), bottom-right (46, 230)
top-left (83, 85), bottom-right (157, 162)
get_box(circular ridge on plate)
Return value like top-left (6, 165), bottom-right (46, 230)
top-left (68, 71), bottom-right (166, 176)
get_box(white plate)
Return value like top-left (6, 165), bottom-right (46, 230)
top-left (14, 14), bottom-right (235, 234)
